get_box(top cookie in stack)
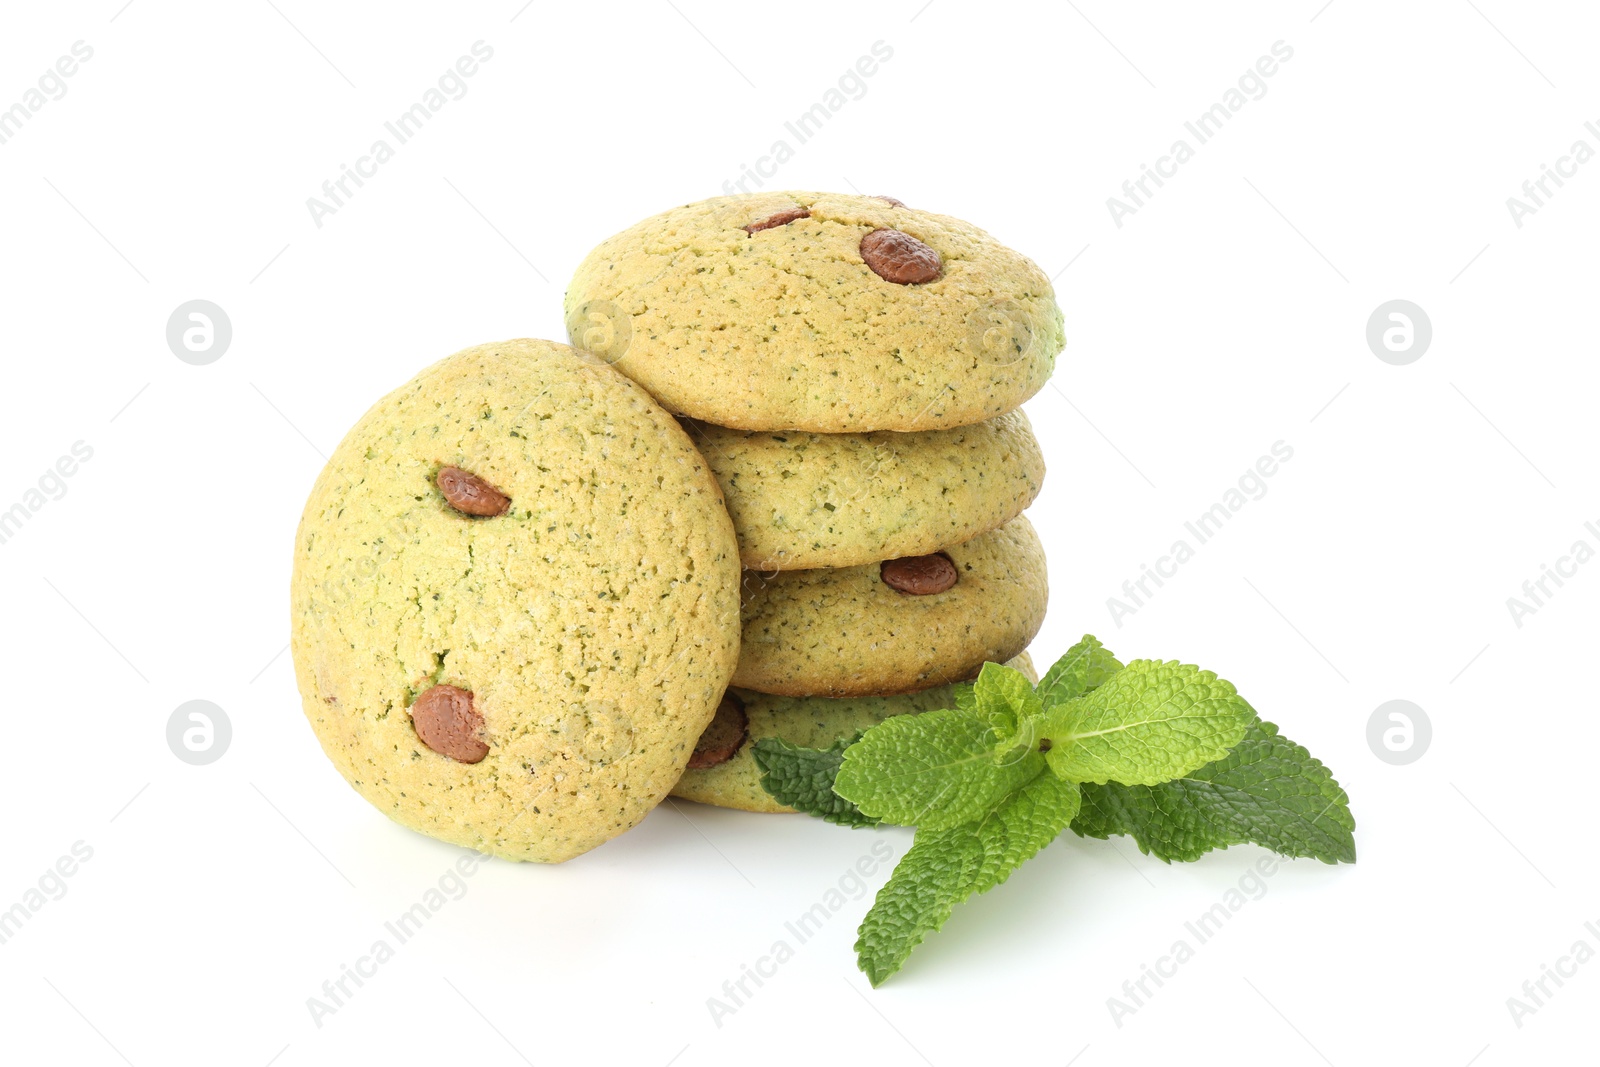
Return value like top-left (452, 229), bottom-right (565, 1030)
top-left (564, 190), bottom-right (1063, 433)
top-left (565, 192), bottom-right (1060, 724)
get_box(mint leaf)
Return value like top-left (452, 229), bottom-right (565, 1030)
top-left (1073, 718), bottom-right (1356, 864)
top-left (1036, 634), bottom-right (1124, 707)
top-left (968, 772), bottom-right (1082, 896)
top-left (1041, 660), bottom-right (1251, 786)
top-left (834, 708), bottom-right (1045, 831)
top-left (853, 826), bottom-right (981, 987)
top-left (855, 774), bottom-right (1080, 986)
top-left (970, 661), bottom-right (1043, 736)
top-left (751, 735), bottom-right (879, 828)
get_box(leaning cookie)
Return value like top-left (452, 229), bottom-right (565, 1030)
top-left (565, 191), bottom-right (1064, 432)
top-left (289, 339), bottom-right (741, 863)
top-left (734, 516), bottom-right (1047, 697)
top-left (683, 411), bottom-right (1045, 571)
top-left (673, 654), bottom-right (1037, 812)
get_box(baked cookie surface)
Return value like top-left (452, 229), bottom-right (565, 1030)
top-left (684, 411), bottom-right (1045, 571)
top-left (734, 516), bottom-right (1047, 697)
top-left (672, 654), bottom-right (1036, 812)
top-left (289, 339), bottom-right (741, 863)
top-left (565, 191), bottom-right (1064, 432)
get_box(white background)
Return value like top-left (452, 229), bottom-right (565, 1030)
top-left (1, 1), bottom-right (1595, 1064)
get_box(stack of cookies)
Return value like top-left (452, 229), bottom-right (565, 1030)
top-left (564, 191), bottom-right (1066, 813)
top-left (288, 192), bottom-right (1066, 867)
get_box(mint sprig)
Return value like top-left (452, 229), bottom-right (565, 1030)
top-left (756, 634), bottom-right (1356, 985)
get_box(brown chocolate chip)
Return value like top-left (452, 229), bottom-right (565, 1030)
top-left (686, 693), bottom-right (748, 769)
top-left (437, 466), bottom-right (510, 517)
top-left (412, 684), bottom-right (489, 763)
top-left (744, 207), bottom-right (810, 234)
top-left (873, 195), bottom-right (906, 207)
top-left (859, 228), bottom-right (941, 285)
top-left (880, 553), bottom-right (958, 595)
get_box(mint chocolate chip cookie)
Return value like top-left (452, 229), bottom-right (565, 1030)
top-left (683, 410), bottom-right (1045, 571)
top-left (672, 654), bottom-right (1036, 813)
top-left (565, 191), bottom-right (1064, 432)
top-left (289, 339), bottom-right (741, 863)
top-left (734, 516), bottom-right (1047, 698)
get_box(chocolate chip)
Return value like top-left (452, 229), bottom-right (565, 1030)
top-left (859, 228), bottom-right (941, 285)
top-left (437, 466), bottom-right (510, 517)
top-left (744, 208), bottom-right (810, 234)
top-left (873, 196), bottom-right (906, 207)
top-left (686, 693), bottom-right (747, 769)
top-left (412, 684), bottom-right (489, 763)
top-left (880, 553), bottom-right (958, 595)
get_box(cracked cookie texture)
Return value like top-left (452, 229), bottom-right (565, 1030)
top-left (289, 339), bottom-right (741, 863)
top-left (673, 654), bottom-right (1035, 813)
top-left (683, 411), bottom-right (1045, 571)
top-left (735, 516), bottom-right (1047, 698)
top-left (564, 191), bottom-right (1065, 432)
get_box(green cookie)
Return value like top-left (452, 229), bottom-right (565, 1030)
top-left (683, 411), bottom-right (1044, 571)
top-left (565, 191), bottom-right (1064, 433)
top-left (735, 516), bottom-right (1047, 697)
top-left (291, 340), bottom-right (741, 863)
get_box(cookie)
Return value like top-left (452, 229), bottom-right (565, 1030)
top-left (734, 516), bottom-right (1047, 697)
top-left (682, 411), bottom-right (1045, 571)
top-left (289, 339), bottom-right (741, 863)
top-left (565, 191), bottom-right (1064, 432)
top-left (672, 654), bottom-right (1037, 812)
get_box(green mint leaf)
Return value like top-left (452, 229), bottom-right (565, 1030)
top-left (751, 735), bottom-right (879, 828)
top-left (971, 660), bottom-right (1045, 737)
top-left (853, 826), bottom-right (981, 988)
top-left (1036, 634), bottom-right (1124, 707)
top-left (855, 774), bottom-right (1081, 986)
top-left (1073, 717), bottom-right (1356, 864)
top-left (967, 772), bottom-right (1082, 897)
top-left (834, 708), bottom-right (1045, 831)
top-left (1042, 659), bottom-right (1251, 786)
top-left (952, 653), bottom-right (1043, 717)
